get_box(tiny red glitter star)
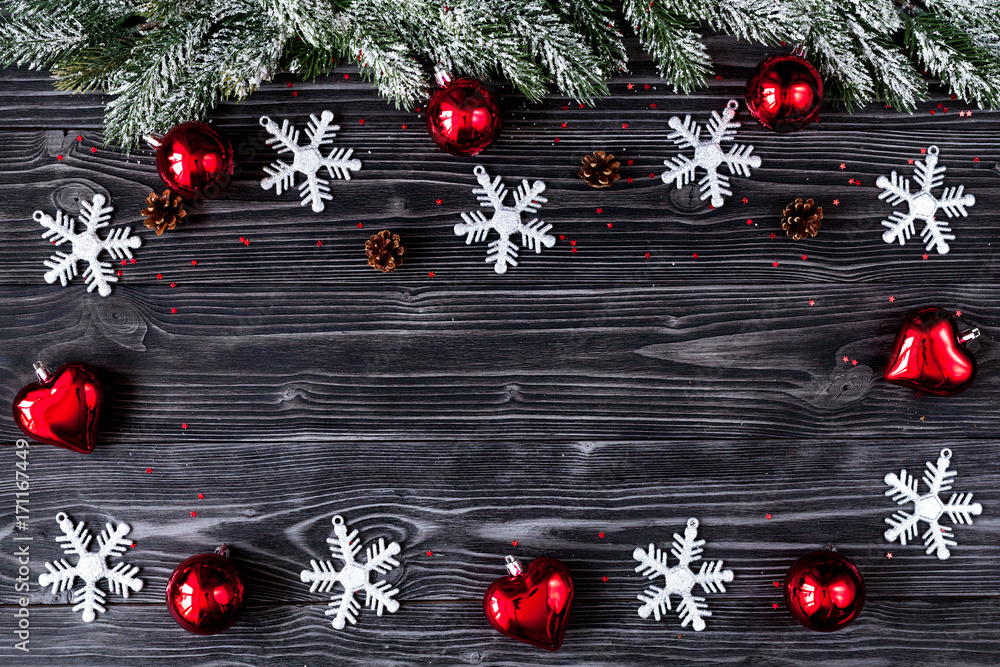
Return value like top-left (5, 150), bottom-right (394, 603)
top-left (170, 308), bottom-right (177, 314)
top-left (649, 173), bottom-right (656, 178)
top-left (156, 273), bottom-right (163, 279)
top-left (291, 91), bottom-right (298, 97)
top-left (746, 218), bottom-right (753, 226)
top-left (621, 122), bottom-right (628, 129)
top-left (643, 84), bottom-right (650, 90)
top-left (343, 73), bottom-right (349, 79)
top-left (117, 270), bottom-right (123, 276)
top-left (650, 103), bottom-right (657, 109)
top-left (692, 252), bottom-right (699, 259)
top-left (121, 259), bottom-right (127, 266)
top-left (559, 235), bottom-right (566, 241)
top-left (889, 296), bottom-right (895, 302)
top-left (76, 135), bottom-right (83, 141)
top-left (131, 542), bottom-right (136, 548)
top-left (772, 261), bottom-right (779, 267)
top-left (511, 540), bottom-right (518, 547)
top-left (956, 310), bottom-right (962, 317)
top-left (428, 271), bottom-right (435, 278)
top-left (773, 581), bottom-right (780, 587)
top-left (627, 83), bottom-right (634, 90)
top-left (848, 178), bottom-right (855, 185)
top-left (598, 532), bottom-right (605, 539)
top-left (602, 576), bottom-right (608, 582)
top-left (922, 253), bottom-right (929, 260)
top-left (356, 222), bottom-right (363, 228)
top-left (358, 118), bottom-right (365, 125)
top-left (570, 240), bottom-right (577, 246)
top-left (190, 511), bottom-right (197, 518)
top-left (170, 282), bottom-right (176, 288)
top-left (843, 356), bottom-right (849, 362)
top-left (920, 148), bottom-right (927, 154)
top-left (839, 163), bottom-right (846, 169)
top-left (286, 82), bottom-right (293, 87)
top-left (426, 551), bottom-right (433, 557)
top-left (742, 197), bottom-right (748, 204)
top-left (571, 247), bottom-right (577, 253)
top-left (596, 207), bottom-right (602, 214)
top-left (801, 255), bottom-right (807, 261)
top-left (56, 155), bottom-right (63, 161)
top-left (908, 159), bottom-right (915, 165)
top-left (146, 468), bottom-right (152, 474)
top-left (181, 423), bottom-right (188, 429)
top-left (627, 177), bottom-right (633, 184)
top-left (809, 300), bottom-right (815, 306)
top-left (607, 223), bottom-right (613, 228)
top-left (833, 199), bottom-right (840, 205)
top-left (772, 603), bottom-right (779, 610)
top-left (198, 493), bottom-right (204, 499)
top-left (316, 240), bottom-right (323, 247)
top-left (401, 123), bottom-right (407, 129)
top-left (626, 159), bottom-right (634, 166)
top-left (770, 233), bottom-right (776, 239)
top-left (644, 252), bottom-right (651, 259)
top-left (852, 359), bottom-right (858, 366)
top-left (886, 552), bottom-right (893, 559)
top-left (554, 137), bottom-right (560, 143)
top-left (191, 260), bottom-right (197, 266)
top-left (436, 198), bottom-right (442, 205)
top-left (90, 146), bottom-right (97, 154)
top-left (765, 513), bottom-right (772, 520)
top-left (974, 157), bottom-right (980, 163)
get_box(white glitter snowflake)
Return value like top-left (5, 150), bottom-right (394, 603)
top-left (38, 512), bottom-right (143, 622)
top-left (633, 518), bottom-right (733, 631)
top-left (300, 514), bottom-right (401, 629)
top-left (876, 145), bottom-right (975, 255)
top-left (660, 99), bottom-right (761, 208)
top-left (259, 110), bottom-right (361, 213)
top-left (455, 165), bottom-right (554, 274)
top-left (884, 448), bottom-right (983, 560)
top-left (34, 194), bottom-right (141, 297)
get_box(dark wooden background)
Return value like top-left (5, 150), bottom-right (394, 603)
top-left (1, 37), bottom-right (999, 665)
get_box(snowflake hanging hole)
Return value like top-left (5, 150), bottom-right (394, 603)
top-left (633, 517), bottom-right (733, 631)
top-left (34, 194), bottom-right (141, 297)
top-left (876, 144), bottom-right (974, 255)
top-left (454, 165), bottom-right (555, 274)
top-left (660, 99), bottom-right (761, 208)
top-left (259, 111), bottom-right (361, 213)
top-left (300, 513), bottom-right (402, 630)
top-left (883, 448), bottom-right (983, 560)
top-left (38, 512), bottom-right (143, 622)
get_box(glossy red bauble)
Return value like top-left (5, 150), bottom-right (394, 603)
top-left (166, 547), bottom-right (246, 635)
top-left (425, 77), bottom-right (502, 156)
top-left (149, 122), bottom-right (234, 199)
top-left (13, 362), bottom-right (103, 454)
top-left (745, 54), bottom-right (823, 132)
top-left (884, 306), bottom-right (979, 396)
top-left (483, 555), bottom-right (573, 651)
top-left (784, 550), bottom-right (865, 632)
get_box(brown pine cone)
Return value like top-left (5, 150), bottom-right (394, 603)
top-left (578, 151), bottom-right (621, 188)
top-left (141, 189), bottom-right (186, 235)
top-left (781, 197), bottom-right (823, 240)
top-left (366, 230), bottom-right (406, 273)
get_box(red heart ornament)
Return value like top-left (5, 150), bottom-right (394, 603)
top-left (884, 307), bottom-right (980, 396)
top-left (12, 362), bottom-right (104, 453)
top-left (483, 555), bottom-right (573, 651)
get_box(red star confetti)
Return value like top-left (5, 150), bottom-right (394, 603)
top-left (650, 103), bottom-right (657, 109)
top-left (554, 137), bottom-right (560, 143)
top-left (131, 542), bottom-right (136, 549)
top-left (90, 146), bottom-right (97, 154)
top-left (920, 148), bottom-right (927, 154)
top-left (117, 270), bottom-right (123, 276)
top-left (596, 207), bottom-right (603, 214)
top-left (770, 232), bottom-right (776, 239)
top-left (570, 240), bottom-right (576, 246)
top-left (435, 198), bottom-right (442, 205)
top-left (356, 222), bottom-right (363, 228)
top-left (621, 122), bottom-right (628, 129)
top-left (692, 252), bottom-right (699, 259)
top-left (773, 581), bottom-right (781, 587)
top-left (888, 296), bottom-right (896, 302)
top-left (843, 356), bottom-right (849, 362)
top-left (317, 240), bottom-right (323, 247)
top-left (772, 261), bottom-right (779, 267)
top-left (848, 178), bottom-right (855, 185)
top-left (765, 513), bottom-right (772, 520)
top-left (974, 157), bottom-right (980, 163)
top-left (886, 552), bottom-right (893, 559)
top-left (181, 423), bottom-right (188, 429)
top-left (649, 173), bottom-right (656, 178)
top-left (170, 282), bottom-right (176, 288)
top-left (198, 493), bottom-right (204, 499)
top-left (561, 122), bottom-right (567, 128)
top-left (56, 155), bottom-right (63, 161)
top-left (558, 235), bottom-right (566, 241)
top-left (643, 84), bottom-right (650, 90)
top-left (428, 271), bottom-right (435, 278)
top-left (190, 511), bottom-right (197, 518)
top-left (170, 308), bottom-right (177, 314)
top-left (343, 73), bottom-right (349, 79)
top-left (286, 82), bottom-right (293, 87)
top-left (146, 468), bottom-right (152, 474)
top-left (607, 223), bottom-right (613, 228)
top-left (359, 118), bottom-right (365, 125)
top-left (956, 310), bottom-right (962, 317)
top-left (602, 576), bottom-right (608, 582)
top-left (627, 177), bottom-right (633, 184)
top-left (839, 163), bottom-right (846, 169)
top-left (908, 158), bottom-right (915, 165)
top-left (571, 247), bottom-right (577, 254)
top-left (426, 551), bottom-right (433, 557)
top-left (808, 300), bottom-right (815, 306)
top-left (922, 253), bottom-right (929, 260)
top-left (772, 603), bottom-right (779, 610)
top-left (801, 255), bottom-right (807, 261)
top-left (627, 83), bottom-right (634, 90)
top-left (746, 218), bottom-right (753, 226)
top-left (401, 123), bottom-right (407, 129)
top-left (291, 91), bottom-right (298, 97)
top-left (644, 252), bottom-right (651, 259)
top-left (239, 236), bottom-right (250, 245)
top-left (742, 197), bottom-right (748, 204)
top-left (156, 273), bottom-right (163, 279)
top-left (598, 532), bottom-right (605, 539)
top-left (121, 259), bottom-right (127, 266)
top-left (626, 159), bottom-right (634, 166)
top-left (579, 103), bottom-right (585, 109)
top-left (76, 135), bottom-right (83, 141)
top-left (511, 540), bottom-right (518, 547)
top-left (852, 359), bottom-right (858, 366)
top-left (833, 199), bottom-right (840, 206)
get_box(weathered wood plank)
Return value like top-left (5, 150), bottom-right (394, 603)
top-left (0, 285), bottom-right (996, 442)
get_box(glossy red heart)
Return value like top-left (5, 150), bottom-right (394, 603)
top-left (12, 363), bottom-right (104, 453)
top-left (884, 307), bottom-right (978, 396)
top-left (483, 556), bottom-right (573, 651)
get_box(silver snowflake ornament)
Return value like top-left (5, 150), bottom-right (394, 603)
top-left (260, 110), bottom-right (361, 213)
top-left (876, 145), bottom-right (975, 255)
top-left (660, 99), bottom-right (761, 208)
top-left (38, 512), bottom-right (143, 622)
top-left (300, 514), bottom-right (402, 629)
top-left (455, 165), bottom-right (555, 274)
top-left (633, 518), bottom-right (733, 631)
top-left (34, 194), bottom-right (141, 297)
top-left (884, 448), bottom-right (982, 560)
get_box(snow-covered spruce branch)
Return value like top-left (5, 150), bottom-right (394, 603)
top-left (2, 0), bottom-right (998, 148)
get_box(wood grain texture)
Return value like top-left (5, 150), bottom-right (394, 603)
top-left (1, 34), bottom-right (999, 665)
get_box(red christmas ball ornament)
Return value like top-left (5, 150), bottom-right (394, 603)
top-left (884, 306), bottom-right (980, 396)
top-left (745, 53), bottom-right (823, 132)
top-left (166, 545), bottom-right (246, 635)
top-left (784, 550), bottom-right (865, 632)
top-left (425, 77), bottom-right (502, 157)
top-left (148, 122), bottom-right (234, 198)
top-left (13, 361), bottom-right (103, 454)
top-left (483, 555), bottom-right (573, 651)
